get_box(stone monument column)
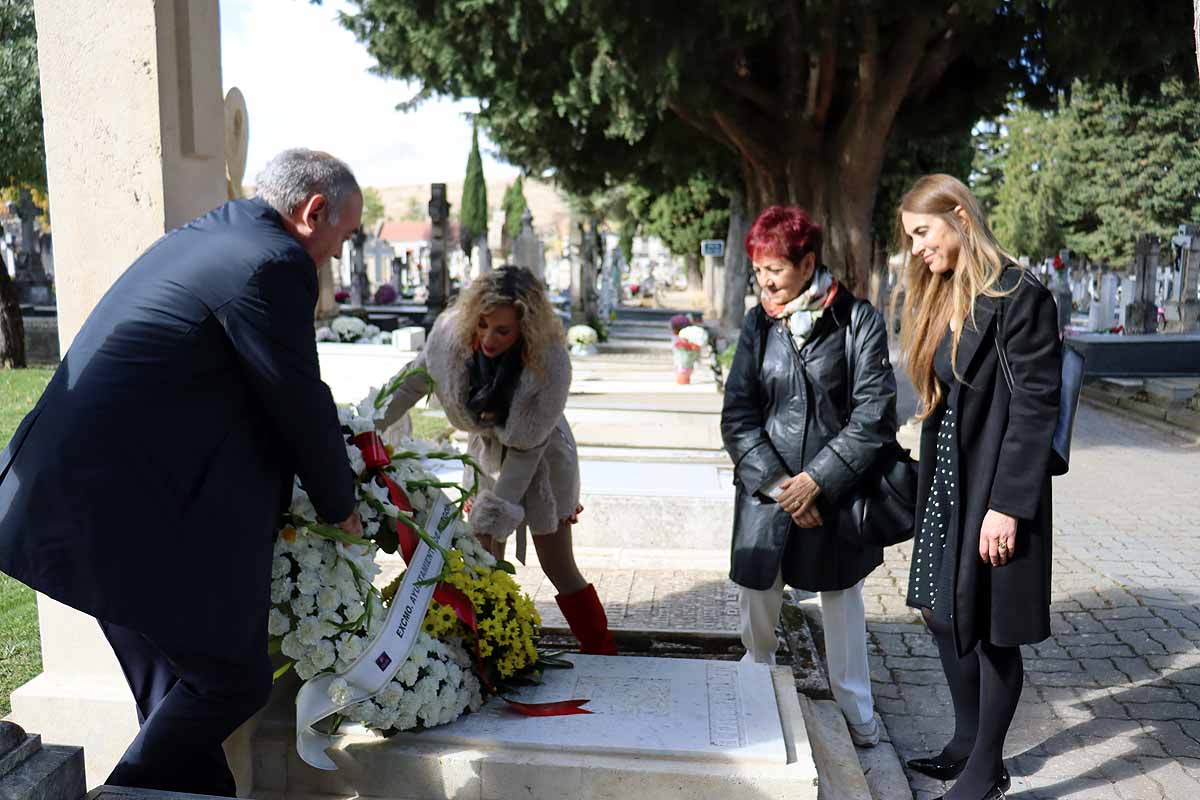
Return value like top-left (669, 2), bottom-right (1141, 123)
top-left (19, 0), bottom-right (228, 788)
top-left (424, 184), bottom-right (451, 326)
top-left (1126, 234), bottom-right (1160, 334)
top-left (349, 228), bottom-right (369, 306)
top-left (1167, 224), bottom-right (1200, 332)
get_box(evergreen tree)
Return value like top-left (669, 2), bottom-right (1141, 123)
top-left (627, 174), bottom-right (730, 291)
top-left (0, 0), bottom-right (45, 191)
top-left (1060, 79), bottom-right (1200, 265)
top-left (987, 104), bottom-right (1069, 260)
top-left (501, 175), bottom-right (528, 244)
top-left (361, 187), bottom-right (386, 232)
top-left (460, 119), bottom-right (489, 258)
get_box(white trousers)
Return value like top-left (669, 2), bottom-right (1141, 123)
top-left (739, 571), bottom-right (875, 726)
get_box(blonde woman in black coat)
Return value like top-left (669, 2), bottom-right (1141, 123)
top-left (896, 175), bottom-right (1061, 800)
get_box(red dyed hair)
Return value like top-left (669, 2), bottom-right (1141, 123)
top-left (744, 205), bottom-right (823, 266)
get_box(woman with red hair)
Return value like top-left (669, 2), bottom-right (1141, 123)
top-left (721, 206), bottom-right (899, 747)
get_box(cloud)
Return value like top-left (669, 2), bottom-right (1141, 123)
top-left (219, 0), bottom-right (519, 187)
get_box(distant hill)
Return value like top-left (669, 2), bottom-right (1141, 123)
top-left (372, 178), bottom-right (573, 241)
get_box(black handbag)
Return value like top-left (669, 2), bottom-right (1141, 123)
top-left (994, 273), bottom-right (1085, 476)
top-left (834, 303), bottom-right (919, 548)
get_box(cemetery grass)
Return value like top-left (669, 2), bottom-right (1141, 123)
top-left (0, 367), bottom-right (54, 717)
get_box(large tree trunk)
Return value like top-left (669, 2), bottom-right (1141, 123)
top-left (1195, 0), bottom-right (1200, 83)
top-left (720, 188), bottom-right (751, 337)
top-left (739, 133), bottom-right (886, 297)
top-left (0, 268), bottom-right (27, 368)
top-left (685, 254), bottom-right (703, 292)
top-left (671, 8), bottom-right (961, 299)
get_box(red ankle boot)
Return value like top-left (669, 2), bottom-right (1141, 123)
top-left (555, 584), bottom-right (618, 655)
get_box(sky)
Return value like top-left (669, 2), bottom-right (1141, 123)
top-left (219, 0), bottom-right (520, 188)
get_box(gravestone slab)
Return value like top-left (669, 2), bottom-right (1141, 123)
top-left (251, 655), bottom-right (817, 800)
top-left (0, 722), bottom-right (85, 800)
top-left (411, 657), bottom-right (782, 762)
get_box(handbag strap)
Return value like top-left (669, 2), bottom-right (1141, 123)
top-left (843, 299), bottom-right (867, 419)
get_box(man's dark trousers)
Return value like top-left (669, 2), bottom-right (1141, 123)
top-left (99, 621), bottom-right (273, 796)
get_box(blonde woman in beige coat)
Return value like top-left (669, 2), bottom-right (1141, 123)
top-left (378, 266), bottom-right (617, 655)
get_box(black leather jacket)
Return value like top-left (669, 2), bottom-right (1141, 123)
top-left (721, 287), bottom-right (898, 591)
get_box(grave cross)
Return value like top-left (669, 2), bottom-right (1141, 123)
top-left (7, 189), bottom-right (43, 258)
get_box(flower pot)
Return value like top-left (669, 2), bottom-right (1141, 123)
top-left (676, 369), bottom-right (693, 385)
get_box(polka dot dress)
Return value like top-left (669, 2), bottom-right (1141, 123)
top-left (907, 332), bottom-right (958, 622)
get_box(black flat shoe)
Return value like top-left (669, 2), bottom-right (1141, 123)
top-left (906, 754), bottom-right (967, 781)
top-left (929, 771), bottom-right (1011, 799)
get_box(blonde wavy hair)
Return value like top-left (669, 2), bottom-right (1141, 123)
top-left (452, 266), bottom-right (564, 374)
top-left (893, 174), bottom-right (1019, 420)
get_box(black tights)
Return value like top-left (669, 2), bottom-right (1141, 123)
top-left (924, 611), bottom-right (1024, 799)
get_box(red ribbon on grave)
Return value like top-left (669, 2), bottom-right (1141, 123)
top-left (351, 432), bottom-right (590, 717)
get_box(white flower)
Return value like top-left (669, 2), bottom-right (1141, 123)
top-left (566, 325), bottom-right (599, 346)
top-left (296, 569), bottom-right (322, 596)
top-left (280, 631), bottom-right (305, 660)
top-left (271, 555), bottom-right (292, 580)
top-left (364, 324), bottom-right (381, 338)
top-left (316, 586), bottom-right (341, 614)
top-left (332, 315), bottom-right (367, 342)
top-left (268, 608), bottom-right (292, 637)
top-left (310, 640), bottom-right (336, 671)
top-left (316, 326), bottom-right (337, 343)
top-left (291, 592), bottom-right (316, 618)
top-left (397, 661), bottom-right (420, 687)
top-left (296, 617), bottom-right (327, 647)
top-left (678, 324), bottom-right (709, 348)
top-left (337, 633), bottom-right (366, 665)
top-left (328, 677), bottom-right (353, 706)
top-left (270, 577), bottom-right (294, 604)
top-left (378, 684), bottom-right (405, 709)
top-left (298, 546), bottom-right (324, 571)
top-left (295, 659), bottom-right (319, 680)
top-left (347, 448), bottom-right (366, 476)
top-left (337, 405), bottom-right (356, 428)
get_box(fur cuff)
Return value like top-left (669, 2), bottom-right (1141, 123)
top-left (470, 490), bottom-right (524, 539)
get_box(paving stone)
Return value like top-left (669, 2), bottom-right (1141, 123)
top-left (1120, 701), bottom-right (1196, 721)
top-left (1117, 685), bottom-right (1186, 704)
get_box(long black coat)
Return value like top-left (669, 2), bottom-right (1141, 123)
top-left (923, 267), bottom-right (1061, 656)
top-left (0, 198), bottom-right (356, 660)
top-left (721, 288), bottom-right (898, 592)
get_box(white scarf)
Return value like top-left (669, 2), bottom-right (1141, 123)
top-left (763, 267), bottom-right (837, 351)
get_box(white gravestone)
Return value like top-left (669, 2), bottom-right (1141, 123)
top-left (245, 655), bottom-right (818, 800)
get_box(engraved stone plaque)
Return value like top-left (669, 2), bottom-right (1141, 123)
top-left (390, 654), bottom-right (788, 765)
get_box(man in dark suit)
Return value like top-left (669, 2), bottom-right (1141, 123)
top-left (0, 149), bottom-right (365, 796)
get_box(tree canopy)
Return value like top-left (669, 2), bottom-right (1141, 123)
top-left (0, 0), bottom-right (46, 191)
top-left (627, 174), bottom-right (730, 260)
top-left (336, 0), bottom-right (1195, 289)
top-left (976, 79), bottom-right (1200, 266)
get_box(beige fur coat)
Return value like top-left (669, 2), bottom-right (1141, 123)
top-left (379, 310), bottom-right (579, 542)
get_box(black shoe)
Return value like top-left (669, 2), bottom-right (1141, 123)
top-left (928, 770), bottom-right (1011, 799)
top-left (906, 754), bottom-right (967, 781)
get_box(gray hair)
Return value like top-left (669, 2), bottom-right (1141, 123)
top-left (255, 148), bottom-right (360, 224)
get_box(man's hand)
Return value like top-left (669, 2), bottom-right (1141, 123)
top-left (336, 511), bottom-right (364, 538)
top-left (979, 509), bottom-right (1017, 567)
top-left (778, 472), bottom-right (823, 529)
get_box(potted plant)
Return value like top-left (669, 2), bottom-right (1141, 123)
top-left (567, 324), bottom-right (600, 356)
top-left (673, 324), bottom-right (708, 384)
